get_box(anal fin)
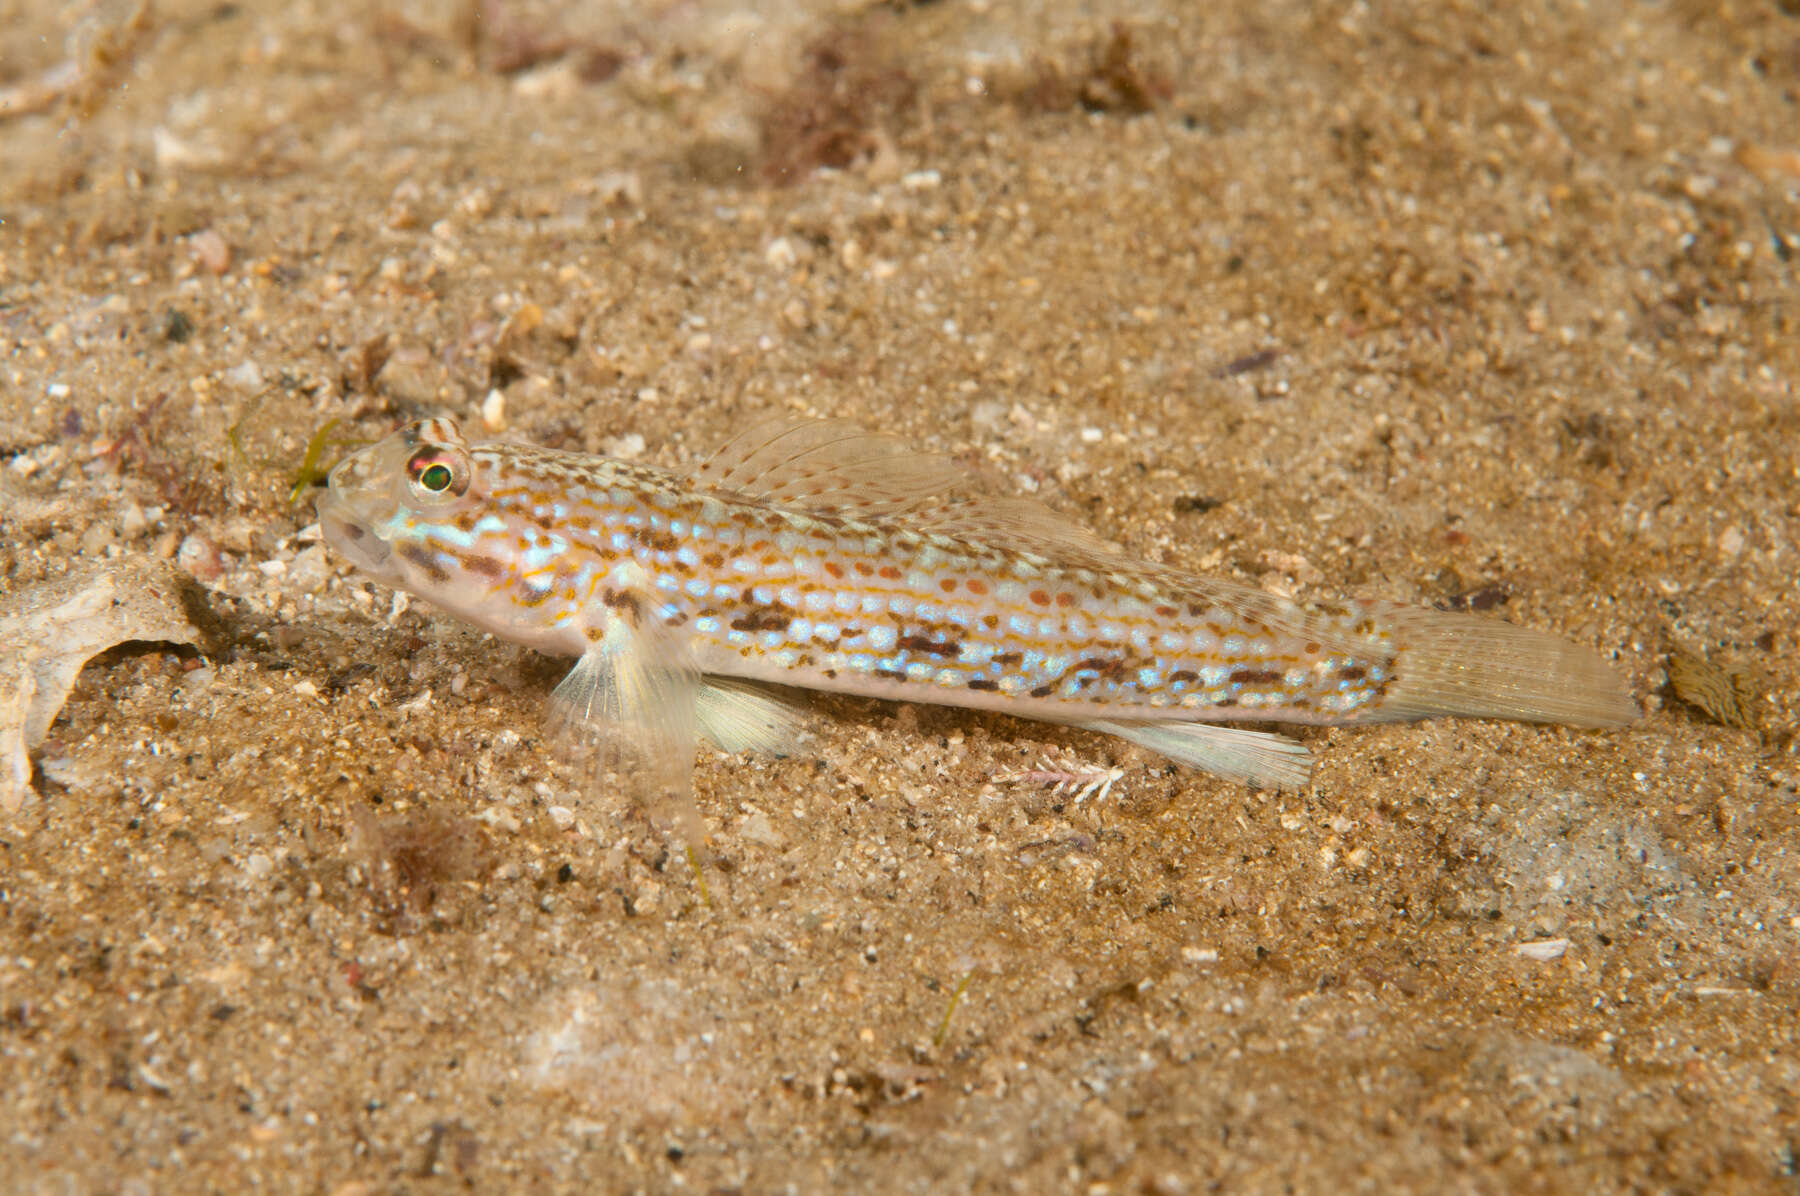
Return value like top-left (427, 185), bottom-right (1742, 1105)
top-left (1083, 719), bottom-right (1313, 790)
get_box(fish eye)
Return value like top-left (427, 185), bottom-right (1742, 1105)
top-left (406, 448), bottom-right (467, 498)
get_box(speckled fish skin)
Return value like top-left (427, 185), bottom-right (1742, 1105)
top-left (317, 417), bottom-right (1637, 788)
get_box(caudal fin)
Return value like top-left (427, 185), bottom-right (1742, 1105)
top-left (1372, 606), bottom-right (1637, 728)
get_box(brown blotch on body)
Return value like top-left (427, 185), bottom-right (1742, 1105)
top-left (398, 543), bottom-right (450, 584)
top-left (632, 528), bottom-right (680, 553)
top-left (1029, 589), bottom-right (1051, 606)
top-left (898, 634), bottom-right (961, 658)
top-left (457, 554), bottom-right (506, 581)
top-left (1228, 667), bottom-right (1284, 686)
top-left (730, 606), bottom-right (794, 634)
top-left (878, 565), bottom-right (903, 580)
top-left (968, 678), bottom-right (999, 692)
top-left (965, 579), bottom-right (989, 596)
top-left (601, 589), bottom-right (641, 622)
top-left (825, 561), bottom-right (845, 580)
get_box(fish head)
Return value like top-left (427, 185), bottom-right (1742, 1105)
top-left (318, 417), bottom-right (487, 600)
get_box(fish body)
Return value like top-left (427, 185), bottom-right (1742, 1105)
top-left (318, 417), bottom-right (1635, 789)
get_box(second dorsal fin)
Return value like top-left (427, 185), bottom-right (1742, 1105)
top-left (691, 418), bottom-right (968, 519)
top-left (909, 496), bottom-right (1124, 561)
top-left (692, 418), bottom-right (1128, 562)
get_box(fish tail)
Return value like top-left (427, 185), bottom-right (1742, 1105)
top-left (1367, 604), bottom-right (1637, 728)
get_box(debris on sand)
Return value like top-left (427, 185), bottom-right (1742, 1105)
top-left (0, 557), bottom-right (201, 812)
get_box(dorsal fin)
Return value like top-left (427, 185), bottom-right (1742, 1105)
top-left (691, 418), bottom-right (969, 519)
top-left (693, 417), bottom-right (1127, 562)
top-left (910, 496), bottom-right (1124, 561)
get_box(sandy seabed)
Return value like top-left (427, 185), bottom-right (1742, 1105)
top-left (2, 1), bottom-right (1797, 1191)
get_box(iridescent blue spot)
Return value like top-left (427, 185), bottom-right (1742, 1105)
top-left (1008, 614), bottom-right (1033, 636)
top-left (1137, 667), bottom-right (1161, 690)
top-left (727, 629), bottom-right (750, 646)
top-left (905, 661), bottom-right (934, 681)
top-left (805, 591), bottom-right (833, 614)
top-left (684, 578), bottom-right (710, 598)
top-left (834, 592), bottom-right (858, 614)
top-left (761, 630), bottom-right (787, 649)
top-left (867, 626), bottom-right (897, 651)
top-left (814, 621), bottom-right (840, 642)
top-left (889, 596), bottom-right (914, 617)
top-left (790, 617), bottom-right (813, 641)
top-left (696, 616), bottom-right (721, 634)
top-left (779, 586), bottom-right (801, 607)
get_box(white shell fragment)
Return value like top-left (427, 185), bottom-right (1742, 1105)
top-left (0, 556), bottom-right (200, 812)
top-left (1511, 938), bottom-right (1572, 962)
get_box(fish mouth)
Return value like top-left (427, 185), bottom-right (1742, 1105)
top-left (316, 489), bottom-right (397, 580)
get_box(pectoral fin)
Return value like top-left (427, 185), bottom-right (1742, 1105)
top-left (545, 620), bottom-right (703, 841)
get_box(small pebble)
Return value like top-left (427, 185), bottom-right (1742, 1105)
top-left (191, 229), bottom-right (231, 274)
